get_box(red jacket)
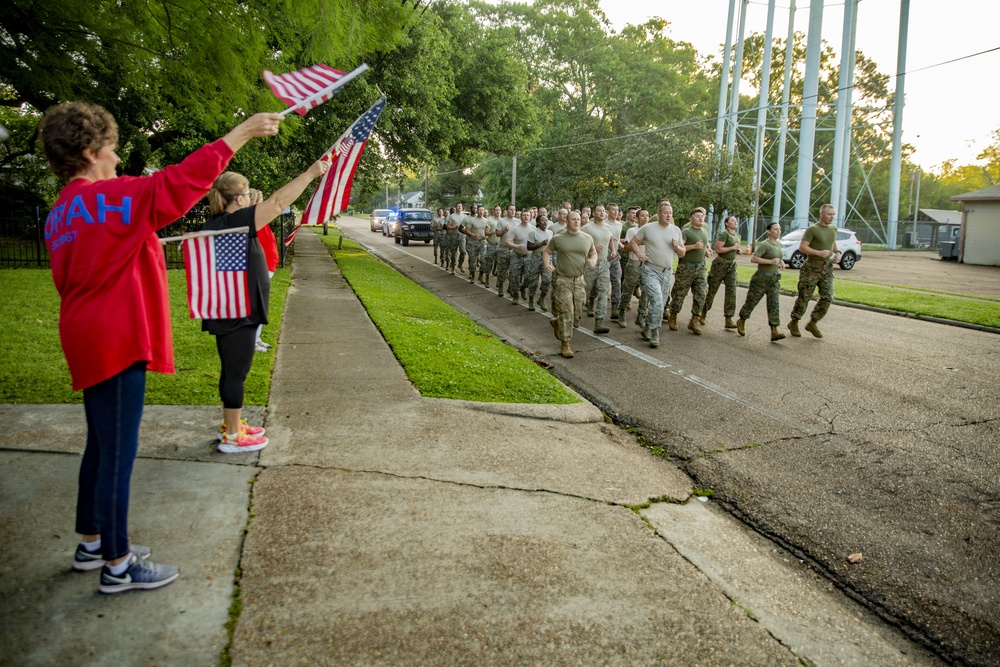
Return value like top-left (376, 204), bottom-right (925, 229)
top-left (258, 223), bottom-right (280, 272)
top-left (46, 139), bottom-right (235, 391)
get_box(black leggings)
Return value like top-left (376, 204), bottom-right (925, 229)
top-left (216, 325), bottom-right (257, 409)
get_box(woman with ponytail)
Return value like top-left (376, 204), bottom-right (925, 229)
top-left (202, 159), bottom-right (329, 454)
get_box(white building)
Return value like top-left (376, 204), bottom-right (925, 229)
top-left (950, 185), bottom-right (1000, 266)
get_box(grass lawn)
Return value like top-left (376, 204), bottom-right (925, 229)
top-left (734, 265), bottom-right (999, 328)
top-left (0, 268), bottom-right (290, 404)
top-left (319, 231), bottom-right (579, 405)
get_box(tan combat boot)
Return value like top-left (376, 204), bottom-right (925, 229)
top-left (725, 317), bottom-right (737, 329)
top-left (617, 309), bottom-right (627, 328)
top-left (698, 310), bottom-right (707, 325)
top-left (560, 341), bottom-right (574, 358)
top-left (771, 326), bottom-right (786, 342)
top-left (737, 318), bottom-right (746, 336)
top-left (594, 318), bottom-right (610, 334)
top-left (528, 296), bottom-right (535, 311)
top-left (667, 312), bottom-right (678, 331)
top-left (804, 319), bottom-right (823, 338)
top-left (688, 316), bottom-right (702, 335)
top-left (788, 319), bottom-right (801, 337)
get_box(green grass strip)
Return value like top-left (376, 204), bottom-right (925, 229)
top-left (0, 268), bottom-right (290, 404)
top-left (734, 265), bottom-right (999, 328)
top-left (318, 231), bottom-right (579, 405)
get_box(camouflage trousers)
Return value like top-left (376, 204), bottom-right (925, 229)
top-left (552, 274), bottom-right (586, 342)
top-left (591, 249), bottom-right (621, 306)
top-left (619, 258), bottom-right (648, 318)
top-left (482, 244), bottom-right (498, 280)
top-left (443, 234), bottom-right (459, 270)
top-left (525, 254), bottom-right (552, 303)
top-left (739, 270), bottom-right (782, 326)
top-left (790, 260), bottom-right (834, 322)
top-left (433, 232), bottom-right (446, 263)
top-left (669, 261), bottom-right (707, 316)
top-left (466, 239), bottom-right (486, 279)
top-left (495, 248), bottom-right (512, 293)
top-left (508, 253), bottom-right (531, 298)
top-left (640, 263), bottom-right (672, 330)
top-left (703, 258), bottom-right (738, 318)
top-left (456, 234), bottom-right (467, 270)
top-left (584, 258), bottom-right (611, 319)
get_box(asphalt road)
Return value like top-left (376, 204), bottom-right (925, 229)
top-left (836, 250), bottom-right (1000, 300)
top-left (336, 218), bottom-right (1000, 667)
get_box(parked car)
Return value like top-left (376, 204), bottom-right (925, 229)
top-left (394, 208), bottom-right (435, 246)
top-left (370, 208), bottom-right (393, 232)
top-left (381, 213), bottom-right (399, 237)
top-left (780, 228), bottom-right (862, 270)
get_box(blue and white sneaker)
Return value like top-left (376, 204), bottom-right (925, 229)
top-left (73, 543), bottom-right (151, 572)
top-left (98, 553), bottom-right (179, 594)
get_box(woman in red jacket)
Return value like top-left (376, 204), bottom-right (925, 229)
top-left (38, 101), bottom-right (282, 594)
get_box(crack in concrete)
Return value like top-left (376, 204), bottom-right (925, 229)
top-left (257, 459), bottom-right (688, 512)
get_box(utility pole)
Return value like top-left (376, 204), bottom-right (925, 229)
top-left (887, 0), bottom-right (911, 249)
top-left (424, 164), bottom-right (429, 208)
top-left (511, 156), bottom-right (517, 208)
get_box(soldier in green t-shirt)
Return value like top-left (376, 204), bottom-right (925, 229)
top-left (700, 214), bottom-right (742, 329)
top-left (668, 207), bottom-right (712, 335)
top-left (788, 204), bottom-right (841, 338)
top-left (737, 221), bottom-right (787, 341)
top-left (544, 210), bottom-right (598, 358)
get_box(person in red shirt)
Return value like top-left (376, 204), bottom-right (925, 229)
top-left (203, 161), bottom-right (328, 454)
top-left (249, 188), bottom-right (280, 352)
top-left (39, 101), bottom-right (282, 594)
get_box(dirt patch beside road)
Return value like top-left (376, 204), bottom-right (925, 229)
top-left (842, 251), bottom-right (1000, 299)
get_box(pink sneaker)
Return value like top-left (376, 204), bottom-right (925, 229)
top-left (216, 419), bottom-right (266, 441)
top-left (218, 431), bottom-right (269, 454)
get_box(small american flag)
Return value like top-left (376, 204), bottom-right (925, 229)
top-left (184, 228), bottom-right (251, 320)
top-left (301, 98), bottom-right (386, 227)
top-left (264, 63), bottom-right (368, 116)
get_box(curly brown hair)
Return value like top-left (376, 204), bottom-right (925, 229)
top-left (38, 102), bottom-right (119, 179)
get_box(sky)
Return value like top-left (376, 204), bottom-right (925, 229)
top-left (600, 0), bottom-right (1000, 171)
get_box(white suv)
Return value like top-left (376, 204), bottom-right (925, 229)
top-left (780, 228), bottom-right (862, 270)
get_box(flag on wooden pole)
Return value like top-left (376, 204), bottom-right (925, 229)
top-left (300, 97), bottom-right (386, 227)
top-left (183, 227), bottom-right (252, 320)
top-left (264, 63), bottom-right (369, 117)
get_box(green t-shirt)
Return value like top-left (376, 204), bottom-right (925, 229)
top-left (716, 230), bottom-right (741, 260)
top-left (548, 231), bottom-right (596, 278)
top-left (802, 223), bottom-right (837, 264)
top-left (680, 226), bottom-right (711, 264)
top-left (753, 239), bottom-right (783, 273)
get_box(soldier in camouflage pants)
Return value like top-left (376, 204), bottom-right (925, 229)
top-left (790, 260), bottom-right (834, 322)
top-left (739, 271), bottom-right (781, 326)
top-left (551, 274), bottom-right (586, 342)
top-left (703, 257), bottom-right (737, 321)
top-left (668, 261), bottom-right (707, 317)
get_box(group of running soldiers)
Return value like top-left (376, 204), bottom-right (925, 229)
top-left (428, 200), bottom-right (843, 358)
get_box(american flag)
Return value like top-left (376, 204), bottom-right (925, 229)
top-left (184, 228), bottom-right (251, 320)
top-left (264, 63), bottom-right (367, 116)
top-left (301, 98), bottom-right (386, 227)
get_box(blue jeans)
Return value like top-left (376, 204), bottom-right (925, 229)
top-left (76, 362), bottom-right (147, 561)
top-left (640, 264), bottom-right (673, 330)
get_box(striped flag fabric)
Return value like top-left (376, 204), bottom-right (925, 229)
top-left (301, 97), bottom-right (386, 226)
top-left (183, 228), bottom-right (252, 320)
top-left (264, 63), bottom-right (367, 116)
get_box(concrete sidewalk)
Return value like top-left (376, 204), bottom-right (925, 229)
top-left (0, 230), bottom-right (939, 666)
